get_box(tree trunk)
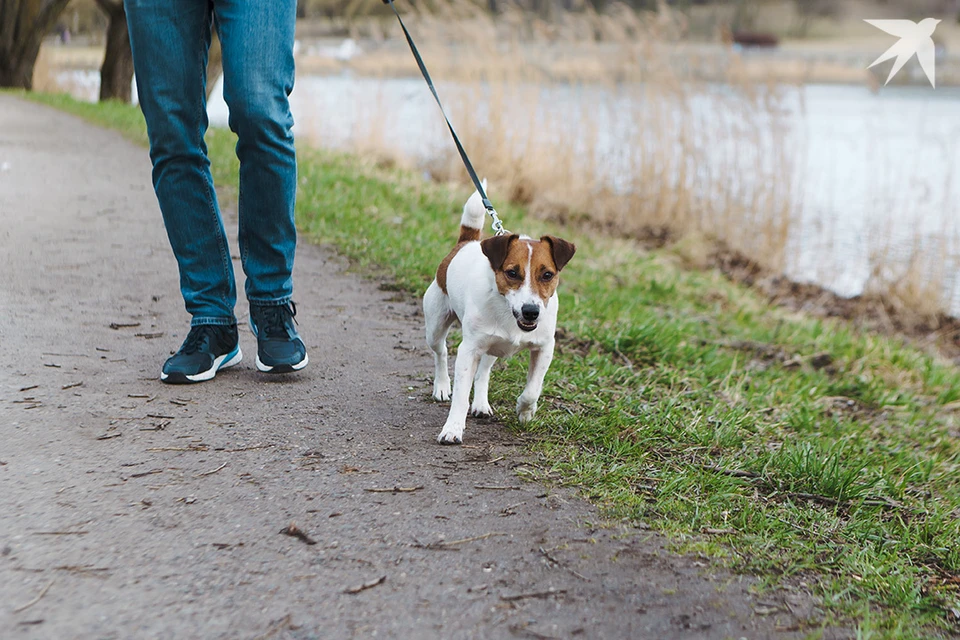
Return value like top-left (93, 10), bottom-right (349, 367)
top-left (0, 0), bottom-right (73, 90)
top-left (95, 0), bottom-right (133, 102)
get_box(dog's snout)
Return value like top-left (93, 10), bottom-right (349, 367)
top-left (521, 304), bottom-right (540, 322)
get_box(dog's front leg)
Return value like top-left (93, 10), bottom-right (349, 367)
top-left (470, 354), bottom-right (497, 417)
top-left (437, 343), bottom-right (482, 445)
top-left (517, 340), bottom-right (555, 423)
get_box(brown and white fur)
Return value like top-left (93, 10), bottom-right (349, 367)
top-left (423, 186), bottom-right (576, 445)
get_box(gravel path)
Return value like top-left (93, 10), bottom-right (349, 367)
top-left (0, 94), bottom-right (834, 639)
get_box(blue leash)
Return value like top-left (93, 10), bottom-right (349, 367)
top-left (382, 0), bottom-right (509, 235)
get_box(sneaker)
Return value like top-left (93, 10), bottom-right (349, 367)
top-left (248, 302), bottom-right (308, 373)
top-left (160, 324), bottom-right (242, 384)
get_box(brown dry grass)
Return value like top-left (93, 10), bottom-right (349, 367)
top-left (306, 2), bottom-right (959, 323)
top-left (323, 2), bottom-right (801, 274)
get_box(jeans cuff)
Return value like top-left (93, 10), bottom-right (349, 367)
top-left (191, 316), bottom-right (237, 327)
top-left (247, 296), bottom-right (292, 308)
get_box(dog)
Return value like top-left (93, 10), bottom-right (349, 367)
top-left (423, 186), bottom-right (576, 445)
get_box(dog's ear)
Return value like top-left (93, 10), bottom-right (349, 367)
top-left (481, 234), bottom-right (518, 271)
top-left (541, 235), bottom-right (576, 271)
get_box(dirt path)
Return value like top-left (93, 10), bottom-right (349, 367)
top-left (0, 95), bottom-right (834, 639)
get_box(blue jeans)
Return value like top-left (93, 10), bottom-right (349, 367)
top-left (125, 0), bottom-right (298, 326)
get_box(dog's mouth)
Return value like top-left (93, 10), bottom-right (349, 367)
top-left (516, 319), bottom-right (538, 332)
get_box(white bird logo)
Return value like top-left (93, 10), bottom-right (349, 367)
top-left (864, 18), bottom-right (941, 88)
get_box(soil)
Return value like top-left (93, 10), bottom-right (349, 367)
top-left (0, 95), bottom-right (847, 639)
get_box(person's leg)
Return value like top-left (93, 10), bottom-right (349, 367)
top-left (124, 0), bottom-right (237, 327)
top-left (214, 0), bottom-right (306, 374)
top-left (213, 0), bottom-right (298, 307)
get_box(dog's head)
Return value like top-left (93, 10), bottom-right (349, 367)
top-left (480, 234), bottom-right (576, 332)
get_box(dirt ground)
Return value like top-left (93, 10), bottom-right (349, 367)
top-left (0, 95), bottom-right (845, 639)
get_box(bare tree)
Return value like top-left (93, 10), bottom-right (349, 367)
top-left (0, 0), bottom-right (72, 89)
top-left (93, 0), bottom-right (132, 102)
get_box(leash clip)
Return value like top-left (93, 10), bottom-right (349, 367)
top-left (487, 207), bottom-right (509, 236)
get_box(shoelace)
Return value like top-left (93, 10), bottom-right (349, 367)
top-left (180, 325), bottom-right (218, 355)
top-left (258, 302), bottom-right (297, 339)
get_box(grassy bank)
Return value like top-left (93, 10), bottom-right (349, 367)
top-left (27, 92), bottom-right (960, 639)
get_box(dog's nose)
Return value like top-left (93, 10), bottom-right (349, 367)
top-left (521, 304), bottom-right (540, 322)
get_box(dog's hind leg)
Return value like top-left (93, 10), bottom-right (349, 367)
top-left (423, 281), bottom-right (456, 401)
top-left (517, 340), bottom-right (555, 423)
top-left (470, 354), bottom-right (497, 417)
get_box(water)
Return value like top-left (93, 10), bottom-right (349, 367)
top-left (62, 68), bottom-right (960, 313)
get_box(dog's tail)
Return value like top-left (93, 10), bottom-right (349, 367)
top-left (457, 179), bottom-right (488, 243)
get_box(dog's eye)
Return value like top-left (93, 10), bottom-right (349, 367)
top-left (541, 271), bottom-right (555, 282)
top-left (505, 269), bottom-right (521, 280)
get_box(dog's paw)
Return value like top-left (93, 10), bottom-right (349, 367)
top-left (470, 400), bottom-right (493, 418)
top-left (436, 425), bottom-right (464, 445)
top-left (432, 381), bottom-right (451, 402)
top-left (516, 398), bottom-right (538, 423)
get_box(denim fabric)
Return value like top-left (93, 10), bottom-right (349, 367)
top-left (124, 0), bottom-right (298, 326)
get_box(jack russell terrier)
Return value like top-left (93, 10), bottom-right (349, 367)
top-left (423, 186), bottom-right (576, 444)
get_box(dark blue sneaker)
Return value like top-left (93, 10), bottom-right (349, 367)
top-left (161, 324), bottom-right (242, 384)
top-left (248, 302), bottom-right (308, 373)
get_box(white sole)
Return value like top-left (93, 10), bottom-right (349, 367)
top-left (255, 352), bottom-right (308, 373)
top-left (160, 347), bottom-right (242, 383)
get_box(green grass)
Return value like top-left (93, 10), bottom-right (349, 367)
top-left (27, 91), bottom-right (960, 639)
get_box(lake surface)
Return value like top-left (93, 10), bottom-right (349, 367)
top-left (61, 68), bottom-right (960, 313)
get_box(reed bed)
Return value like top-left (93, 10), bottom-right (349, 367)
top-left (299, 1), bottom-right (960, 325)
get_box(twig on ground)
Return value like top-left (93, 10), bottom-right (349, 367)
top-left (53, 565), bottom-right (110, 576)
top-left (33, 531), bottom-right (88, 536)
top-left (702, 464), bottom-right (761, 479)
top-left (364, 486), bottom-right (423, 493)
top-left (279, 522), bottom-right (317, 546)
top-left (500, 587), bottom-right (567, 602)
top-left (61, 382), bottom-right (83, 390)
top-left (538, 546), bottom-right (589, 581)
top-left (474, 485), bottom-right (521, 491)
top-left (344, 575), bottom-right (387, 594)
top-left (196, 462), bottom-right (227, 477)
top-left (414, 532), bottom-right (507, 550)
top-left (13, 580), bottom-right (54, 612)
top-left (252, 613), bottom-right (293, 640)
top-left (701, 527), bottom-right (736, 535)
top-left (224, 444), bottom-right (270, 452)
top-left (128, 469), bottom-right (164, 478)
